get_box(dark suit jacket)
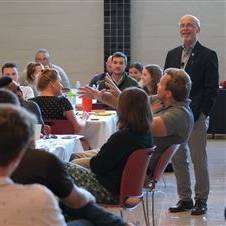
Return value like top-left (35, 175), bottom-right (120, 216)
top-left (164, 41), bottom-right (219, 121)
top-left (89, 72), bottom-right (106, 87)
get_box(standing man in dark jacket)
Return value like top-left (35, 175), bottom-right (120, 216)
top-left (164, 14), bottom-right (219, 215)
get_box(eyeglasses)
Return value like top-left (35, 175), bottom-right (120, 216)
top-left (179, 23), bottom-right (196, 29)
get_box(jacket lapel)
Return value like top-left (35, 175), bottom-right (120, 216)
top-left (175, 47), bottom-right (183, 68)
top-left (185, 41), bottom-right (201, 70)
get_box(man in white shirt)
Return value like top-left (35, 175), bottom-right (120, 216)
top-left (0, 103), bottom-right (95, 226)
top-left (35, 48), bottom-right (70, 88)
top-left (0, 104), bottom-right (69, 225)
top-left (0, 91), bottom-right (134, 226)
top-left (2, 62), bottom-right (34, 100)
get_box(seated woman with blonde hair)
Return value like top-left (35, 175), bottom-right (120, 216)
top-left (30, 68), bottom-right (88, 135)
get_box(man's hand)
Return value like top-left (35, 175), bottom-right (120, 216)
top-left (105, 75), bottom-right (121, 98)
top-left (79, 86), bottom-right (102, 100)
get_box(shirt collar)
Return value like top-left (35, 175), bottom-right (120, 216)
top-left (182, 40), bottom-right (197, 50)
top-left (111, 72), bottom-right (126, 86)
top-left (0, 177), bottom-right (14, 186)
top-left (173, 99), bottom-right (191, 107)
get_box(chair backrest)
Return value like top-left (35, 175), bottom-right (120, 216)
top-left (44, 120), bottom-right (74, 134)
top-left (92, 103), bottom-right (115, 110)
top-left (150, 144), bottom-right (179, 189)
top-left (119, 147), bottom-right (154, 207)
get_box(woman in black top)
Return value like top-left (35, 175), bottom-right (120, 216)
top-left (66, 87), bottom-right (153, 203)
top-left (30, 68), bottom-right (86, 133)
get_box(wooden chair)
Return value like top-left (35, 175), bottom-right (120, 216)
top-left (102, 147), bottom-right (154, 226)
top-left (145, 144), bottom-right (179, 226)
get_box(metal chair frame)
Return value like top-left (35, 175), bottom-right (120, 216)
top-left (145, 144), bottom-right (179, 226)
top-left (102, 147), bottom-right (154, 226)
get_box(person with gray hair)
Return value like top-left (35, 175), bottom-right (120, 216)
top-left (35, 48), bottom-right (70, 88)
top-left (164, 14), bottom-right (219, 215)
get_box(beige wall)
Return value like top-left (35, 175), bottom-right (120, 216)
top-left (0, 1), bottom-right (104, 86)
top-left (1, 1), bottom-right (225, 86)
top-left (131, 1), bottom-right (226, 80)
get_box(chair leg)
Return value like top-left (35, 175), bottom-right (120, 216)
top-left (162, 175), bottom-right (166, 188)
top-left (120, 209), bottom-right (123, 219)
top-left (142, 198), bottom-right (150, 226)
top-left (145, 190), bottom-right (150, 226)
top-left (152, 190), bottom-right (155, 226)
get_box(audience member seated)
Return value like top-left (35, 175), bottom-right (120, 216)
top-left (128, 62), bottom-right (143, 87)
top-left (0, 88), bottom-right (20, 105)
top-left (2, 62), bottom-right (34, 100)
top-left (89, 55), bottom-right (112, 88)
top-left (79, 68), bottom-right (194, 178)
top-left (35, 48), bottom-right (70, 88)
top-left (12, 148), bottom-right (133, 226)
top-left (20, 62), bottom-right (44, 96)
top-left (0, 104), bottom-right (68, 225)
top-left (30, 68), bottom-right (87, 133)
top-left (66, 87), bottom-right (153, 204)
top-left (0, 77), bottom-right (43, 125)
top-left (31, 68), bottom-right (90, 149)
top-left (97, 52), bottom-right (139, 91)
top-left (0, 90), bottom-right (133, 226)
top-left (141, 64), bottom-right (163, 112)
top-left (142, 64), bottom-right (162, 96)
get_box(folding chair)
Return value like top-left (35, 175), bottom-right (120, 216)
top-left (145, 144), bottom-right (179, 226)
top-left (102, 147), bottom-right (154, 226)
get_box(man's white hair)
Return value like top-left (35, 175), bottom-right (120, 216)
top-left (179, 14), bottom-right (201, 28)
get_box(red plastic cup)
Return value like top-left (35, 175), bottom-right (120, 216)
top-left (82, 97), bottom-right (92, 112)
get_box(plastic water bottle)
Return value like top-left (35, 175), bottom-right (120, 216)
top-left (66, 89), bottom-right (76, 107)
top-left (75, 81), bottom-right (81, 90)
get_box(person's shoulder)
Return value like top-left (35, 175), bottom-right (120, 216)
top-left (59, 95), bottom-right (71, 103)
top-left (167, 45), bottom-right (182, 54)
top-left (25, 99), bottom-right (39, 108)
top-left (108, 129), bottom-right (128, 140)
top-left (29, 95), bottom-right (42, 101)
top-left (52, 63), bottom-right (64, 72)
top-left (113, 128), bottom-right (133, 138)
top-left (25, 183), bottom-right (59, 205)
top-left (14, 182), bottom-right (52, 196)
top-left (124, 73), bottom-right (139, 85)
top-left (94, 72), bottom-right (106, 79)
top-left (90, 72), bottom-right (106, 85)
top-left (27, 148), bottom-right (61, 162)
top-left (195, 42), bottom-right (217, 55)
top-left (169, 103), bottom-right (193, 120)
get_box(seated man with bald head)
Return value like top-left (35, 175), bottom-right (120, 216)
top-left (35, 48), bottom-right (70, 88)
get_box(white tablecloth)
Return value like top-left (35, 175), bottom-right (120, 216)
top-left (81, 111), bottom-right (118, 149)
top-left (36, 135), bottom-right (84, 161)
